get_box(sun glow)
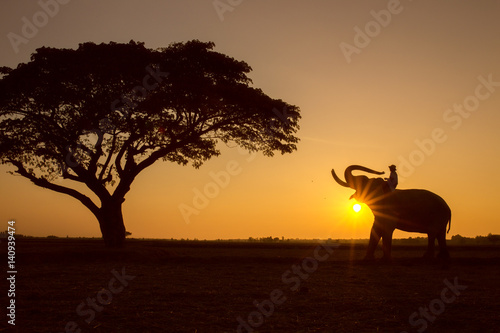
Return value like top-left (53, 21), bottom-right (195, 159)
top-left (352, 203), bottom-right (362, 213)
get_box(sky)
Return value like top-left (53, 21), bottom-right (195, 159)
top-left (1, 0), bottom-right (499, 240)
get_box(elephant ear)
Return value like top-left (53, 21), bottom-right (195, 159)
top-left (367, 178), bottom-right (387, 195)
top-left (375, 178), bottom-right (387, 188)
top-left (352, 175), bottom-right (370, 191)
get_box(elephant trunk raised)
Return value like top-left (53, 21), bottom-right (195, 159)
top-left (332, 165), bottom-right (385, 189)
top-left (344, 165), bottom-right (385, 188)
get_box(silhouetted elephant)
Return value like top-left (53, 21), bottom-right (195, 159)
top-left (331, 165), bottom-right (451, 261)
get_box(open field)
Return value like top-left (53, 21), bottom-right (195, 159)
top-left (2, 238), bottom-right (500, 332)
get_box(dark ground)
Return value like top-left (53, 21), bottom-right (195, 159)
top-left (1, 238), bottom-right (500, 332)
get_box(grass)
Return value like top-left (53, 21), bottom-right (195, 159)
top-left (2, 238), bottom-right (500, 332)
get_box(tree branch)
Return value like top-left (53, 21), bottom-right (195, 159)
top-left (115, 133), bottom-right (137, 176)
top-left (98, 131), bottom-right (118, 182)
top-left (10, 160), bottom-right (101, 217)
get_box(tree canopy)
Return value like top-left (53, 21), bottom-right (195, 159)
top-left (0, 40), bottom-right (301, 247)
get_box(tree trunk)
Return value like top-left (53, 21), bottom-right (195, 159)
top-left (97, 200), bottom-right (126, 248)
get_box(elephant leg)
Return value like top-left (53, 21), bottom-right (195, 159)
top-left (365, 225), bottom-right (381, 261)
top-left (436, 229), bottom-right (450, 260)
top-left (424, 234), bottom-right (436, 259)
top-left (381, 230), bottom-right (394, 262)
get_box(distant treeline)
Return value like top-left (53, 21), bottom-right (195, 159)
top-left (244, 235), bottom-right (500, 245)
top-left (448, 233), bottom-right (500, 245)
top-left (245, 235), bottom-right (500, 245)
top-left (2, 233), bottom-right (500, 245)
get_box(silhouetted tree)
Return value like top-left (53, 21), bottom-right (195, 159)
top-left (451, 234), bottom-right (466, 244)
top-left (0, 40), bottom-right (300, 247)
top-left (487, 233), bottom-right (500, 244)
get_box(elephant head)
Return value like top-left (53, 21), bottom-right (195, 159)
top-left (331, 165), bottom-right (387, 205)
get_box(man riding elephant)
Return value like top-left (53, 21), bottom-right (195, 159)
top-left (385, 164), bottom-right (398, 192)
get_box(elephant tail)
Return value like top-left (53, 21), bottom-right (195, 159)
top-left (446, 212), bottom-right (452, 234)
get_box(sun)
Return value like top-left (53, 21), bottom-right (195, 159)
top-left (352, 203), bottom-right (362, 213)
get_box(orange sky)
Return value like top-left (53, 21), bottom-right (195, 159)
top-left (1, 0), bottom-right (499, 240)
